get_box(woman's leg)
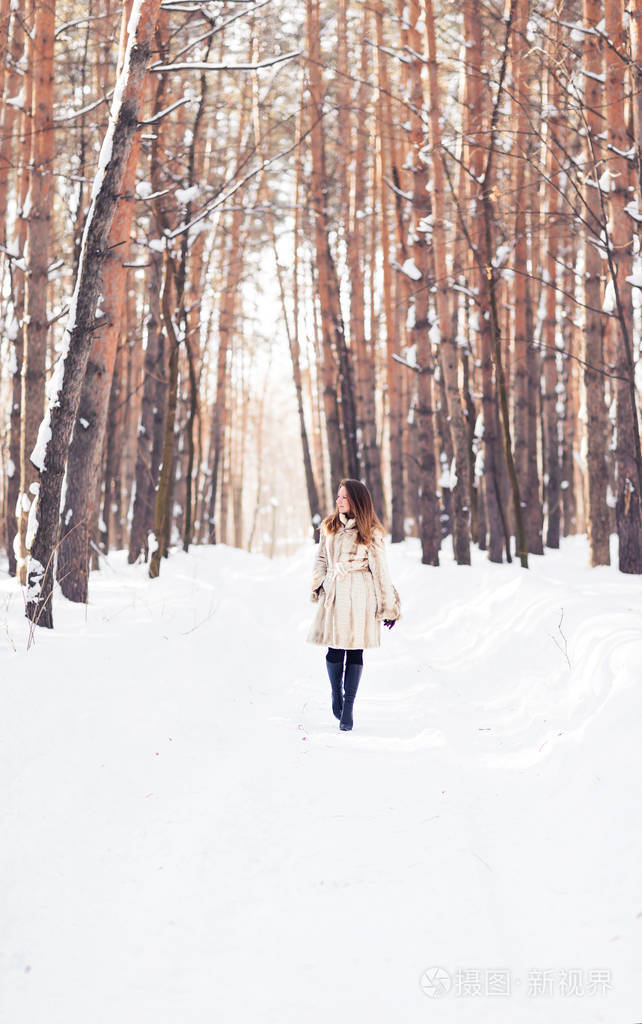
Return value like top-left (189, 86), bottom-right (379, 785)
top-left (325, 647), bottom-right (345, 719)
top-left (340, 650), bottom-right (363, 731)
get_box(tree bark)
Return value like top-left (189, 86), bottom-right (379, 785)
top-left (374, 0), bottom-right (405, 540)
top-left (464, 0), bottom-right (506, 561)
top-left (509, 0), bottom-right (541, 556)
top-left (26, 0), bottom-right (163, 627)
top-left (305, 0), bottom-right (358, 484)
top-left (338, 0), bottom-right (384, 513)
top-left (17, 0), bottom-right (55, 584)
top-left (541, 45), bottom-right (562, 548)
top-left (57, 0), bottom-right (145, 601)
top-left (423, 0), bottom-right (471, 564)
top-left (482, 0), bottom-right (528, 566)
top-left (206, 209), bottom-right (244, 543)
top-left (408, 0), bottom-right (440, 565)
top-left (3, 5), bottom-right (28, 577)
top-left (605, 0), bottom-right (642, 572)
top-left (128, 256), bottom-right (165, 562)
top-left (149, 251), bottom-right (179, 578)
top-left (582, 0), bottom-right (611, 565)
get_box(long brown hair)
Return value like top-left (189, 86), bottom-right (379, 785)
top-left (323, 479), bottom-right (384, 546)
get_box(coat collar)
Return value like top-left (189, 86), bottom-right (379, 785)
top-left (339, 512), bottom-right (356, 528)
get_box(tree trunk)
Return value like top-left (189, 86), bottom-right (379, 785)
top-left (17, 0), bottom-right (55, 584)
top-left (149, 251), bottom-right (179, 578)
top-left (581, 0), bottom-right (611, 565)
top-left (463, 0), bottom-right (505, 561)
top-left (408, 0), bottom-right (440, 565)
top-left (337, 0), bottom-right (384, 512)
top-left (26, 0), bottom-right (163, 628)
top-left (541, 50), bottom-right (562, 548)
top-left (509, 0), bottom-right (538, 558)
top-left (423, 0), bottom-right (471, 564)
top-left (481, 0), bottom-right (527, 566)
top-left (305, 0), bottom-right (357, 484)
top-left (2, 5), bottom-right (27, 576)
top-left (100, 335), bottom-right (126, 553)
top-left (128, 256), bottom-right (164, 562)
top-left (374, 0), bottom-right (405, 540)
top-left (627, 0), bottom-right (642, 195)
top-left (605, 0), bottom-right (642, 572)
top-left (275, 185), bottom-right (322, 539)
top-left (206, 209), bottom-right (244, 543)
top-left (560, 238), bottom-right (579, 536)
top-left (525, 293), bottom-right (544, 553)
top-left (57, 0), bottom-right (146, 601)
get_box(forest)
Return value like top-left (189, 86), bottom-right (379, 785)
top-left (1, 0), bottom-right (642, 629)
top-left (3, 3), bottom-right (641, 1017)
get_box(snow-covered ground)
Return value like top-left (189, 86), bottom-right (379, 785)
top-left (1, 536), bottom-right (640, 1023)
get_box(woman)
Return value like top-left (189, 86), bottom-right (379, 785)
top-left (307, 479), bottom-right (400, 731)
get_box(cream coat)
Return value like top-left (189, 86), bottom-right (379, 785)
top-left (307, 515), bottom-right (401, 649)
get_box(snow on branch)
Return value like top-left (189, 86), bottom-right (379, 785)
top-left (150, 49), bottom-right (300, 74)
top-left (392, 352), bottom-right (422, 373)
top-left (393, 258), bottom-right (423, 281)
top-left (139, 95), bottom-right (191, 124)
top-left (55, 93), bottom-right (112, 123)
top-left (55, 14), bottom-right (109, 39)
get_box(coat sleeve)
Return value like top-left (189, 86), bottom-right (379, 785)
top-left (310, 529), bottom-right (328, 602)
top-left (367, 531), bottom-right (401, 621)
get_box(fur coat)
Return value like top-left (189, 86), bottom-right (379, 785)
top-left (307, 514), bottom-right (401, 649)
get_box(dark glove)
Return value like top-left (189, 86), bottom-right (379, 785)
top-left (383, 619), bottom-right (396, 630)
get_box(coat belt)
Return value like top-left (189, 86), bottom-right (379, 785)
top-left (323, 562), bottom-right (369, 610)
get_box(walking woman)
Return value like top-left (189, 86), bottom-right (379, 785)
top-left (307, 479), bottom-right (400, 731)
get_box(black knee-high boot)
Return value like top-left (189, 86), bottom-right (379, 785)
top-left (325, 653), bottom-right (344, 720)
top-left (340, 662), bottom-right (363, 731)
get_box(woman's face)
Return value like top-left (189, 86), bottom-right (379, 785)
top-left (336, 485), bottom-right (352, 516)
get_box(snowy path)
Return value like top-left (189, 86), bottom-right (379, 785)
top-left (1, 538), bottom-right (641, 1023)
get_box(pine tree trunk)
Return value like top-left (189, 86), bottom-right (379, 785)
top-left (337, 1), bottom-right (383, 512)
top-left (57, 0), bottom-right (148, 599)
top-left (0, 1), bottom-right (23, 244)
top-left (628, 0), bottom-right (642, 194)
top-left (305, 0), bottom-right (357, 484)
top-left (408, 0), bottom-right (440, 565)
top-left (463, 0), bottom-right (505, 561)
top-left (100, 337), bottom-right (127, 553)
top-left (581, 0), bottom-right (611, 565)
top-left (541, 51), bottom-right (562, 548)
top-left (6, 329), bottom-right (22, 577)
top-left (509, 0), bottom-right (536, 558)
top-left (560, 240), bottom-right (579, 536)
top-left (274, 150), bottom-right (322, 539)
top-left (5, 22), bottom-right (30, 579)
top-left (374, 0), bottom-right (405, 540)
top-left (423, 0), bottom-right (471, 564)
top-left (149, 252), bottom-right (179, 578)
top-left (525, 296), bottom-right (544, 553)
top-left (2, 6), bottom-right (27, 576)
top-left (18, 0), bottom-right (55, 584)
top-left (605, 0), bottom-right (642, 572)
top-left (26, 0), bottom-right (163, 627)
top-left (206, 209), bottom-right (243, 543)
top-left (128, 255), bottom-right (164, 562)
top-left (481, 0), bottom-right (527, 566)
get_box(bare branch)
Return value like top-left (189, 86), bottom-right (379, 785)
top-left (150, 50), bottom-right (301, 74)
